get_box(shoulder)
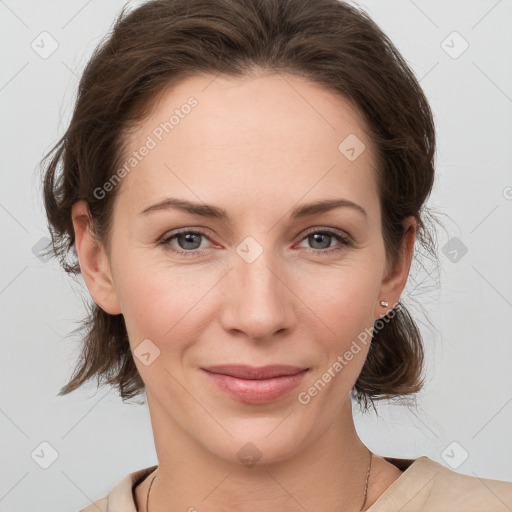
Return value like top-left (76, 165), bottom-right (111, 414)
top-left (80, 497), bottom-right (107, 512)
top-left (422, 457), bottom-right (512, 509)
top-left (77, 464), bottom-right (158, 512)
top-left (376, 456), bottom-right (512, 511)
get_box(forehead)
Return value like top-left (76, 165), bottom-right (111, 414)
top-left (116, 72), bottom-right (379, 222)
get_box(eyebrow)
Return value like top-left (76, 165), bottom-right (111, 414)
top-left (138, 197), bottom-right (367, 220)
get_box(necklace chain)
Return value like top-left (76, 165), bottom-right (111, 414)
top-left (361, 448), bottom-right (373, 510)
top-left (146, 449), bottom-right (372, 512)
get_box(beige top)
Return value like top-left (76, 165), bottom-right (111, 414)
top-left (79, 456), bottom-right (512, 511)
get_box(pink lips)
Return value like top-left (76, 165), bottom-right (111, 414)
top-left (201, 365), bottom-right (309, 405)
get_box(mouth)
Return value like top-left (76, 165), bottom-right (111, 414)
top-left (201, 364), bottom-right (309, 379)
top-left (201, 365), bottom-right (309, 405)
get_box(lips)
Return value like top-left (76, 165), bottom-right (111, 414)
top-left (201, 364), bottom-right (310, 405)
top-left (202, 364), bottom-right (308, 380)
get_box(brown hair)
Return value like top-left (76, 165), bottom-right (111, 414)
top-left (40, 0), bottom-right (441, 411)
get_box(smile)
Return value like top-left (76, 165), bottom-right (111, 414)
top-left (201, 365), bottom-right (309, 405)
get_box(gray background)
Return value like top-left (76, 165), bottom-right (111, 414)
top-left (1, 0), bottom-right (511, 510)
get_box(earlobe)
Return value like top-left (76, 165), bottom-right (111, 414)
top-left (375, 216), bottom-right (417, 319)
top-left (71, 200), bottom-right (122, 315)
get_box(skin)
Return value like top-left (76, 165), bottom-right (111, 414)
top-left (72, 72), bottom-right (416, 511)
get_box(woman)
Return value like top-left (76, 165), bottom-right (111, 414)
top-left (40, 0), bottom-right (512, 510)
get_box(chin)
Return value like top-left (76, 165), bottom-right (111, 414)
top-left (196, 417), bottom-right (317, 468)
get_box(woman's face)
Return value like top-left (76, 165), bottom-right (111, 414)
top-left (74, 72), bottom-right (415, 465)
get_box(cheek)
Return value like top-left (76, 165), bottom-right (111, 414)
top-left (294, 264), bottom-right (380, 335)
top-left (294, 267), bottom-right (380, 384)
top-left (114, 258), bottom-right (217, 347)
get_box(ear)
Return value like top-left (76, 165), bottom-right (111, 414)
top-left (71, 200), bottom-right (122, 315)
top-left (375, 216), bottom-right (417, 319)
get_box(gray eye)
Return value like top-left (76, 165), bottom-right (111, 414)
top-left (307, 232), bottom-right (334, 250)
top-left (174, 232), bottom-right (204, 250)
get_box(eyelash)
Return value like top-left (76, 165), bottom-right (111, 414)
top-left (158, 227), bottom-right (354, 257)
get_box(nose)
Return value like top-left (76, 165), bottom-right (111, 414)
top-left (219, 248), bottom-right (294, 341)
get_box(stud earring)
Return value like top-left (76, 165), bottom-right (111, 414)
top-left (379, 300), bottom-right (389, 307)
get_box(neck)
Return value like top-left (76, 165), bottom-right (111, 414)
top-left (142, 393), bottom-right (374, 512)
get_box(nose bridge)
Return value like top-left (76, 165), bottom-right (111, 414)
top-left (222, 236), bottom-right (291, 338)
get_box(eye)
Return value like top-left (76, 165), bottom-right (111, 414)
top-left (159, 228), bottom-right (212, 257)
top-left (296, 228), bottom-right (353, 254)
